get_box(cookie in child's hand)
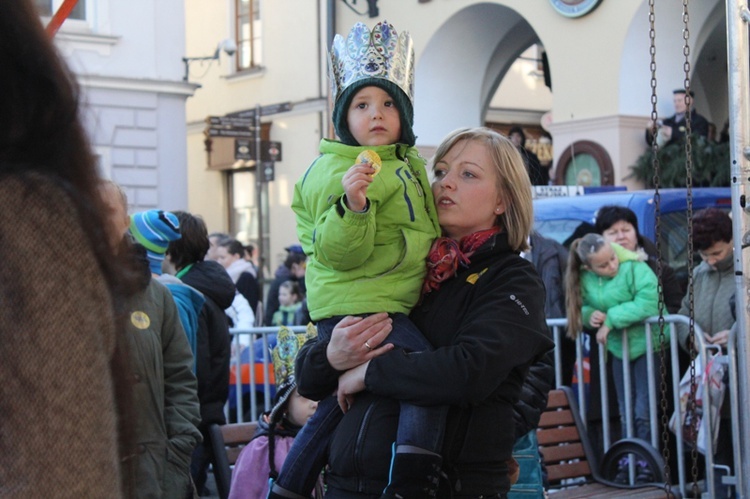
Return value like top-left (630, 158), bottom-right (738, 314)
top-left (356, 150), bottom-right (382, 177)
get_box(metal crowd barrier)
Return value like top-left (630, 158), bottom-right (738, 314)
top-left (226, 325), bottom-right (306, 424)
top-left (549, 315), bottom-right (740, 498)
top-left (226, 317), bottom-right (740, 497)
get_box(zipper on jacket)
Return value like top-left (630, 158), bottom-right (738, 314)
top-left (403, 155), bottom-right (424, 198)
top-left (395, 166), bottom-right (416, 222)
top-left (354, 400), bottom-right (378, 492)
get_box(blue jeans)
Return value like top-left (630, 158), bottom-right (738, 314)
top-left (611, 352), bottom-right (661, 442)
top-left (274, 313), bottom-right (447, 495)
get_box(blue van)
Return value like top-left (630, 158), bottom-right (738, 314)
top-left (533, 187), bottom-right (732, 283)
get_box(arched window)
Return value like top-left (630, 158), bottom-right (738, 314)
top-left (554, 140), bottom-right (614, 186)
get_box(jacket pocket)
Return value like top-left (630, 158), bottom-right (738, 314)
top-left (163, 438), bottom-right (194, 499)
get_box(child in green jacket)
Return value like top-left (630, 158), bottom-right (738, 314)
top-left (566, 233), bottom-right (663, 483)
top-left (270, 21), bottom-right (444, 499)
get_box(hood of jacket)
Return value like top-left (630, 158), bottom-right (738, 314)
top-left (612, 242), bottom-right (645, 264)
top-left (157, 274), bottom-right (204, 306)
top-left (158, 275), bottom-right (206, 316)
top-left (180, 260), bottom-right (236, 310)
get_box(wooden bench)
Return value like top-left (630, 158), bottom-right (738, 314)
top-left (209, 421), bottom-right (259, 499)
top-left (538, 387), bottom-right (678, 498)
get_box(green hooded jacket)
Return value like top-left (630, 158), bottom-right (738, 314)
top-left (292, 139), bottom-right (440, 321)
top-left (581, 243), bottom-right (664, 359)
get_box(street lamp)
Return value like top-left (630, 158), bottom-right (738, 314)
top-left (182, 38), bottom-right (237, 82)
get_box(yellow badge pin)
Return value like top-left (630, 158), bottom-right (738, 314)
top-left (131, 311), bottom-right (151, 330)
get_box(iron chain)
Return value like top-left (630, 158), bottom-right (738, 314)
top-left (680, 0), bottom-right (700, 494)
top-left (647, 1), bottom-right (674, 494)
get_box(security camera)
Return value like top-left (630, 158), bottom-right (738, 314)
top-left (220, 38), bottom-right (237, 57)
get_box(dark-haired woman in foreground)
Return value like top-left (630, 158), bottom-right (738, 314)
top-left (0, 1), bottom-right (137, 495)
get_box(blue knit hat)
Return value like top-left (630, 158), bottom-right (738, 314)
top-left (129, 210), bottom-right (181, 275)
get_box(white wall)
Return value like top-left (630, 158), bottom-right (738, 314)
top-left (184, 0), bottom-right (326, 270)
top-left (53, 0), bottom-right (194, 212)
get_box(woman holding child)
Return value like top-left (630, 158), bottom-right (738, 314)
top-left (295, 127), bottom-right (554, 498)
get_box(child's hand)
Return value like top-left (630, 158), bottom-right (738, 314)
top-left (342, 162), bottom-right (376, 212)
top-left (335, 388), bottom-right (355, 414)
top-left (589, 310), bottom-right (606, 328)
top-left (596, 325), bottom-right (610, 345)
top-left (336, 362), bottom-right (369, 412)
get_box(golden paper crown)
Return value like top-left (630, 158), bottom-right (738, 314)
top-left (328, 20), bottom-right (415, 104)
top-left (272, 323), bottom-right (318, 387)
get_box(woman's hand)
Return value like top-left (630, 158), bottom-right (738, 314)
top-left (342, 162), bottom-right (375, 212)
top-left (589, 310), bottom-right (606, 328)
top-left (327, 313), bottom-right (394, 371)
top-left (705, 329), bottom-right (730, 347)
top-left (596, 325), bottom-right (611, 345)
top-left (337, 362), bottom-right (369, 412)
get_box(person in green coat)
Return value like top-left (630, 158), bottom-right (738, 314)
top-left (106, 199), bottom-right (202, 498)
top-left (565, 233), bottom-right (662, 483)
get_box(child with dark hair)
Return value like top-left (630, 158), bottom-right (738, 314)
top-left (273, 20), bottom-right (443, 499)
top-left (565, 233), bottom-right (661, 483)
top-left (229, 326), bottom-right (320, 499)
top-left (163, 211), bottom-right (237, 495)
top-left (264, 249), bottom-right (307, 326)
top-left (271, 281), bottom-right (303, 326)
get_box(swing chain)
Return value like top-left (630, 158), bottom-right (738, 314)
top-left (648, 0), bottom-right (674, 493)
top-left (680, 0), bottom-right (700, 494)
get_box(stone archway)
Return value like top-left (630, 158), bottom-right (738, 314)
top-left (414, 3), bottom-right (540, 146)
top-left (618, 0), bottom-right (726, 125)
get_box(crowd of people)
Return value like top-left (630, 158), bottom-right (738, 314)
top-left (3, 3), bottom-right (740, 498)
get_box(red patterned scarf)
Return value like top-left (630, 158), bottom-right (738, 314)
top-left (422, 226), bottom-right (501, 295)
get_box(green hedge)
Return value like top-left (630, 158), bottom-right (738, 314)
top-left (628, 137), bottom-right (731, 188)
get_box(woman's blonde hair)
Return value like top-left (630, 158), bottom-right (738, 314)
top-left (431, 127), bottom-right (533, 252)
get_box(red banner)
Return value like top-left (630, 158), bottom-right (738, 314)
top-left (46, 0), bottom-right (80, 37)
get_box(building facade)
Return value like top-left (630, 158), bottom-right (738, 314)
top-left (46, 0), bottom-right (195, 212)
top-left (184, 0), bottom-right (728, 274)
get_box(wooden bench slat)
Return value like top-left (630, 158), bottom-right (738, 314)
top-left (540, 442), bottom-right (586, 463)
top-left (219, 421), bottom-right (258, 465)
top-left (552, 484), bottom-right (672, 498)
top-left (546, 389), bottom-right (569, 409)
top-left (221, 422), bottom-right (258, 445)
top-left (547, 483), bottom-right (612, 498)
top-left (538, 408), bottom-right (575, 427)
top-left (546, 460), bottom-right (593, 483)
top-left (599, 487), bottom-right (667, 499)
top-left (226, 448), bottom-right (243, 463)
top-left (537, 425), bottom-right (581, 445)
